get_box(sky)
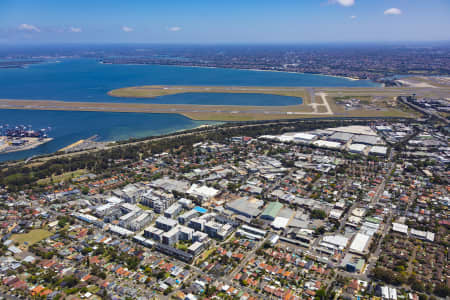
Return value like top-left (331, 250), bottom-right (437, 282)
top-left (0, 0), bottom-right (449, 44)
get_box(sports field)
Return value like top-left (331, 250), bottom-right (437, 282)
top-left (11, 229), bottom-right (52, 247)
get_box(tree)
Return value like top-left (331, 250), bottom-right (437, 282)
top-left (205, 284), bottom-right (217, 297)
top-left (371, 267), bottom-right (405, 285)
top-left (126, 256), bottom-right (140, 270)
top-left (81, 186), bottom-right (89, 195)
top-left (61, 275), bottom-right (79, 288)
top-left (433, 284), bottom-right (450, 298)
top-left (156, 271), bottom-right (168, 280)
top-left (57, 216), bottom-right (70, 228)
top-left (311, 209), bottom-right (326, 220)
top-left (315, 226), bottom-right (326, 235)
top-left (315, 288), bottom-right (327, 300)
top-left (81, 247), bottom-right (93, 255)
top-left (418, 293), bottom-right (428, 300)
top-left (163, 286), bottom-right (173, 295)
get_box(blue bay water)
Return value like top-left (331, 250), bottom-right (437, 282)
top-left (0, 59), bottom-right (378, 161)
top-left (0, 110), bottom-right (214, 162)
top-left (0, 59), bottom-right (377, 103)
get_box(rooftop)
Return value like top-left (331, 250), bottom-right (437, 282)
top-left (329, 132), bottom-right (354, 142)
top-left (261, 202), bottom-right (283, 219)
top-left (331, 125), bottom-right (378, 136)
top-left (226, 197), bottom-right (264, 218)
top-left (352, 134), bottom-right (380, 145)
top-left (349, 233), bottom-right (370, 254)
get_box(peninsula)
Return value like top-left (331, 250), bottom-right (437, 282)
top-left (0, 136), bottom-right (53, 154)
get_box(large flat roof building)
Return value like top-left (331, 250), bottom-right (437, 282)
top-left (329, 132), bottom-right (353, 143)
top-left (331, 125), bottom-right (378, 136)
top-left (150, 178), bottom-right (190, 193)
top-left (352, 134), bottom-right (380, 145)
top-left (225, 197), bottom-right (264, 218)
top-left (187, 184), bottom-right (219, 202)
top-left (348, 143), bottom-right (368, 154)
top-left (312, 140), bottom-right (342, 150)
top-left (261, 202), bottom-right (283, 220)
top-left (321, 235), bottom-right (349, 250)
top-left (392, 222), bottom-right (408, 234)
top-left (369, 146), bottom-right (388, 156)
top-left (293, 133), bottom-right (317, 143)
top-left (349, 233), bottom-right (370, 254)
top-left (271, 217), bottom-right (290, 229)
top-left (241, 225), bottom-right (267, 237)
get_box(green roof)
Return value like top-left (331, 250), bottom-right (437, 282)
top-left (262, 202), bottom-right (283, 218)
top-left (366, 217), bottom-right (381, 224)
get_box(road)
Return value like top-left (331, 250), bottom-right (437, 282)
top-left (224, 237), bottom-right (267, 282)
top-left (4, 117), bottom-right (375, 166)
top-left (399, 96), bottom-right (449, 124)
top-left (165, 238), bottom-right (263, 299)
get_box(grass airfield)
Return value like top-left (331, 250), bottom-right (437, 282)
top-left (108, 85), bottom-right (310, 101)
top-left (0, 84), bottom-right (446, 121)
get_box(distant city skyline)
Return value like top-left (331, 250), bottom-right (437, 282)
top-left (0, 0), bottom-right (449, 44)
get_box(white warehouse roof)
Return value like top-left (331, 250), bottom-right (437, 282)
top-left (322, 235), bottom-right (349, 249)
top-left (369, 146), bottom-right (388, 155)
top-left (349, 233), bottom-right (370, 254)
top-left (348, 143), bottom-right (367, 153)
top-left (271, 217), bottom-right (290, 229)
top-left (293, 133), bottom-right (317, 141)
top-left (331, 125), bottom-right (378, 136)
top-left (392, 222), bottom-right (408, 234)
top-left (410, 229), bottom-right (435, 242)
top-left (312, 140), bottom-right (342, 149)
top-left (278, 135), bottom-right (295, 142)
top-left (188, 184), bottom-right (219, 199)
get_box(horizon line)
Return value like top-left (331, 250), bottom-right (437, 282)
top-left (1, 40), bottom-right (450, 47)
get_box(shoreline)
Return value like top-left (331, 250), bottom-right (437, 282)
top-left (243, 67), bottom-right (361, 81)
top-left (395, 79), bottom-right (436, 88)
top-left (99, 59), bottom-right (364, 82)
top-left (59, 139), bottom-right (86, 152)
top-left (1, 57), bottom-right (369, 84)
top-left (56, 123), bottom-right (222, 153)
top-left (0, 137), bottom-right (53, 154)
top-left (171, 123), bottom-right (222, 135)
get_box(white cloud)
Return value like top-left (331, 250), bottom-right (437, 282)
top-left (384, 8), bottom-right (402, 15)
top-left (350, 15), bottom-right (357, 19)
top-left (330, 0), bottom-right (355, 7)
top-left (168, 26), bottom-right (182, 32)
top-left (69, 26), bottom-right (82, 33)
top-left (122, 26), bottom-right (134, 32)
top-left (18, 24), bottom-right (40, 32)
